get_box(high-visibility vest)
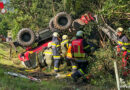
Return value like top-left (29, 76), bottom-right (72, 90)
top-left (117, 35), bottom-right (130, 53)
top-left (66, 44), bottom-right (72, 59)
top-left (61, 40), bottom-right (69, 57)
top-left (72, 39), bottom-right (86, 58)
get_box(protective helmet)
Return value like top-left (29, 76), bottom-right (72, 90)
top-left (76, 30), bottom-right (84, 37)
top-left (48, 42), bottom-right (52, 48)
top-left (116, 27), bottom-right (123, 32)
top-left (62, 35), bottom-right (68, 40)
top-left (53, 32), bottom-right (59, 37)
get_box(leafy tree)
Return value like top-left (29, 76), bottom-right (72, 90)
top-left (0, 0), bottom-right (129, 39)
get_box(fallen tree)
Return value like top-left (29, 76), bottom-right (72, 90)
top-left (94, 15), bottom-right (118, 43)
top-left (98, 24), bottom-right (117, 43)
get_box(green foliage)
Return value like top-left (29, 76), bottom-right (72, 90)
top-left (6, 0), bottom-right (55, 39)
top-left (87, 43), bottom-right (122, 87)
top-left (0, 15), bottom-right (10, 36)
top-left (0, 0), bottom-right (129, 39)
top-left (83, 22), bottom-right (97, 37)
top-left (99, 0), bottom-right (129, 29)
top-left (66, 0), bottom-right (97, 17)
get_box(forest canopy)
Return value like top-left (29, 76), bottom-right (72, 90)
top-left (0, 0), bottom-right (129, 39)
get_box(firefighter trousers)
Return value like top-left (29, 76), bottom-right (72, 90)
top-left (54, 59), bottom-right (60, 72)
top-left (122, 51), bottom-right (130, 76)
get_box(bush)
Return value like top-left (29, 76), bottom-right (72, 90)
top-left (87, 44), bottom-right (122, 87)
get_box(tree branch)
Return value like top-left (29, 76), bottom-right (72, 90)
top-left (113, 12), bottom-right (130, 15)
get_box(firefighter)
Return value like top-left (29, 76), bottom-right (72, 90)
top-left (116, 27), bottom-right (130, 76)
top-left (61, 35), bottom-right (71, 68)
top-left (52, 32), bottom-right (61, 72)
top-left (43, 42), bottom-right (53, 69)
top-left (61, 35), bottom-right (69, 58)
top-left (66, 43), bottom-right (77, 72)
top-left (71, 30), bottom-right (93, 82)
top-left (61, 35), bottom-right (77, 72)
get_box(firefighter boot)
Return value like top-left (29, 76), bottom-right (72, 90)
top-left (71, 71), bottom-right (82, 82)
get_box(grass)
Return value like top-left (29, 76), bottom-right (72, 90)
top-left (0, 43), bottom-right (66, 90)
top-left (0, 64), bottom-right (69, 90)
top-left (0, 42), bottom-right (123, 90)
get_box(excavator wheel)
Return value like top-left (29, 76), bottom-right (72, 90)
top-left (49, 17), bottom-right (56, 31)
top-left (54, 12), bottom-right (72, 30)
top-left (17, 28), bottom-right (35, 47)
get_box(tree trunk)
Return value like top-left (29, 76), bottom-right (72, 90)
top-left (98, 25), bottom-right (117, 43)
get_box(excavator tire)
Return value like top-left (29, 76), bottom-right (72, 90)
top-left (17, 28), bottom-right (35, 47)
top-left (54, 12), bottom-right (72, 30)
top-left (49, 17), bottom-right (55, 31)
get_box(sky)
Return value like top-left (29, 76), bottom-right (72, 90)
top-left (0, 0), bottom-right (6, 4)
top-left (3, 0), bottom-right (6, 4)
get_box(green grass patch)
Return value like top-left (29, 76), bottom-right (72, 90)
top-left (0, 67), bottom-right (67, 90)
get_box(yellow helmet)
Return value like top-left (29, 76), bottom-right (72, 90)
top-left (116, 27), bottom-right (123, 32)
top-left (62, 35), bottom-right (68, 40)
top-left (53, 32), bottom-right (59, 37)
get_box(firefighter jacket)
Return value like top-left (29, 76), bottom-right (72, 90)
top-left (52, 37), bottom-right (61, 59)
top-left (117, 34), bottom-right (130, 54)
top-left (61, 39), bottom-right (69, 57)
top-left (43, 48), bottom-right (53, 66)
top-left (71, 38), bottom-right (91, 61)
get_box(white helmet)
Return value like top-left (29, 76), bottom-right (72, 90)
top-left (62, 35), bottom-right (68, 40)
top-left (53, 32), bottom-right (59, 37)
top-left (116, 27), bottom-right (123, 32)
top-left (76, 30), bottom-right (84, 37)
top-left (48, 42), bottom-right (52, 48)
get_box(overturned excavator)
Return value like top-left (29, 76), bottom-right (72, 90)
top-left (12, 12), bottom-right (118, 69)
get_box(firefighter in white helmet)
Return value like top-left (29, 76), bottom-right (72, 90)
top-left (116, 27), bottom-right (130, 76)
top-left (61, 35), bottom-right (73, 71)
top-left (52, 32), bottom-right (61, 72)
top-left (61, 35), bottom-right (69, 57)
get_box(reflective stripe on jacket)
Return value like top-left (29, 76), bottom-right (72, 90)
top-left (43, 48), bottom-right (53, 66)
top-left (117, 35), bottom-right (130, 52)
top-left (53, 56), bottom-right (61, 59)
